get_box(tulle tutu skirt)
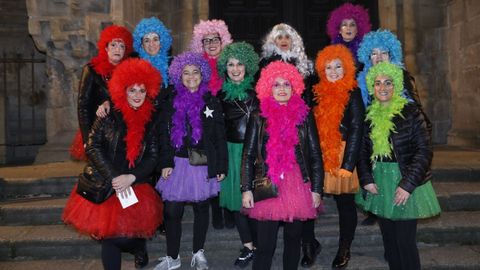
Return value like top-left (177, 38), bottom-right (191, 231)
top-left (62, 183), bottom-right (163, 239)
top-left (70, 130), bottom-right (87, 161)
top-left (243, 164), bottom-right (319, 222)
top-left (355, 162), bottom-right (441, 220)
top-left (156, 157), bottom-right (220, 202)
top-left (219, 142), bottom-right (243, 211)
top-left (323, 142), bottom-right (359, 194)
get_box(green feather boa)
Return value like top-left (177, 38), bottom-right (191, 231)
top-left (221, 75), bottom-right (254, 101)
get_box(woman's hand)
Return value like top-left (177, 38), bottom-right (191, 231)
top-left (338, 168), bottom-right (353, 178)
top-left (161, 168), bottom-right (173, 179)
top-left (216, 174), bottom-right (225, 181)
top-left (242, 191), bottom-right (254, 208)
top-left (311, 192), bottom-right (322, 209)
top-left (394, 187), bottom-right (410, 206)
top-left (112, 174), bottom-right (135, 193)
top-left (96, 101), bottom-right (110, 118)
top-left (364, 183), bottom-right (378, 194)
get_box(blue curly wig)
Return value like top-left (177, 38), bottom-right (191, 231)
top-left (168, 51), bottom-right (211, 88)
top-left (133, 17), bottom-right (172, 87)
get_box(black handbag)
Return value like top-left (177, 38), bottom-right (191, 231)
top-left (252, 120), bottom-right (278, 202)
top-left (188, 147), bottom-right (208, 166)
top-left (76, 165), bottom-right (114, 204)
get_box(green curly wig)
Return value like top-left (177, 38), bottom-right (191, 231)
top-left (217, 41), bottom-right (259, 78)
top-left (365, 62), bottom-right (408, 161)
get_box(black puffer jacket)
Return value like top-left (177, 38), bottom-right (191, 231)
top-left (218, 89), bottom-right (259, 143)
top-left (240, 111), bottom-right (324, 194)
top-left (338, 88), bottom-right (365, 171)
top-left (357, 103), bottom-right (433, 193)
top-left (85, 110), bottom-right (159, 184)
top-left (78, 64), bottom-right (111, 144)
top-left (156, 91), bottom-right (228, 178)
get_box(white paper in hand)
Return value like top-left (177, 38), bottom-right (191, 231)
top-left (116, 186), bottom-right (138, 209)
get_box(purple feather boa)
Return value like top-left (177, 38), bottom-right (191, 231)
top-left (333, 35), bottom-right (361, 63)
top-left (171, 82), bottom-right (209, 148)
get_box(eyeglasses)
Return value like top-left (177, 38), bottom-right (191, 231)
top-left (202, 36), bottom-right (221, 46)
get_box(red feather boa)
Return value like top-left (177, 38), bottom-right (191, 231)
top-left (260, 95), bottom-right (309, 185)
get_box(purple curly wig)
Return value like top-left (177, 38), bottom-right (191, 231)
top-left (168, 51), bottom-right (211, 88)
top-left (189, 19), bottom-right (233, 54)
top-left (326, 3), bottom-right (371, 42)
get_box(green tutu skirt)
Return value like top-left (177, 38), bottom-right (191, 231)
top-left (355, 162), bottom-right (441, 220)
top-left (220, 142), bottom-right (243, 211)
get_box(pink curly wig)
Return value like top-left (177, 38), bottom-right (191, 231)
top-left (255, 61), bottom-right (305, 100)
top-left (189, 19), bottom-right (233, 53)
top-left (326, 3), bottom-right (371, 41)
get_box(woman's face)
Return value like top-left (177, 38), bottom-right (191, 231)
top-left (339, 19), bottom-right (358, 42)
top-left (202, 32), bottom-right (222, 58)
top-left (325, 58), bottom-right (345, 83)
top-left (272, 77), bottom-right (292, 105)
top-left (126, 83), bottom-right (147, 109)
top-left (226, 58), bottom-right (246, 84)
top-left (105, 38), bottom-right (126, 65)
top-left (373, 75), bottom-right (394, 105)
top-left (182, 65), bottom-right (202, 92)
top-left (274, 34), bottom-right (292, 52)
top-left (142, 32), bottom-right (161, 56)
top-left (370, 48), bottom-right (390, 66)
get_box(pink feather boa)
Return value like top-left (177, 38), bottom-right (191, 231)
top-left (260, 95), bottom-right (309, 185)
top-left (204, 53), bottom-right (223, 96)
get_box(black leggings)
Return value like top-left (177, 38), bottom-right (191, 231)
top-left (378, 218), bottom-right (420, 270)
top-left (101, 237), bottom-right (145, 270)
top-left (301, 218), bottom-right (315, 244)
top-left (334, 194), bottom-right (357, 244)
top-left (253, 220), bottom-right (303, 270)
top-left (234, 211), bottom-right (257, 245)
top-left (164, 200), bottom-right (210, 258)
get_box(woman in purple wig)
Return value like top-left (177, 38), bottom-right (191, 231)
top-left (154, 51), bottom-right (228, 270)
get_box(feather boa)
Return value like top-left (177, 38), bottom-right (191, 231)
top-left (313, 79), bottom-right (355, 173)
top-left (366, 97), bottom-right (408, 161)
top-left (260, 95), bottom-right (309, 185)
top-left (90, 56), bottom-right (116, 78)
top-left (205, 53), bottom-right (223, 96)
top-left (332, 36), bottom-right (361, 64)
top-left (171, 83), bottom-right (209, 148)
top-left (221, 75), bottom-right (253, 101)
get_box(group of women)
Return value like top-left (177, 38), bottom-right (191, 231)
top-left (63, 3), bottom-right (441, 270)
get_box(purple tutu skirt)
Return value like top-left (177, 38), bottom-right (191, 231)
top-left (243, 164), bottom-right (320, 222)
top-left (156, 157), bottom-right (220, 202)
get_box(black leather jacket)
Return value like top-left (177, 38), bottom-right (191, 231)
top-left (240, 111), bottom-right (324, 194)
top-left (78, 64), bottom-right (110, 144)
top-left (218, 89), bottom-right (259, 143)
top-left (357, 103), bottom-right (433, 193)
top-left (85, 110), bottom-right (159, 184)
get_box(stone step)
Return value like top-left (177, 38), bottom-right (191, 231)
top-left (2, 181), bottom-right (479, 226)
top-left (0, 244), bottom-right (479, 270)
top-left (1, 211), bottom-right (479, 261)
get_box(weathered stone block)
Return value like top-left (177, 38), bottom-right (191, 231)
top-left (466, 0), bottom-right (480, 20)
top-left (448, 0), bottom-right (465, 26)
top-left (462, 10), bottom-right (480, 46)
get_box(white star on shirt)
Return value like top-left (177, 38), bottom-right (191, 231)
top-left (204, 106), bottom-right (214, 118)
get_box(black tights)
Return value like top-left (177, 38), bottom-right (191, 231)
top-left (234, 211), bottom-right (257, 245)
top-left (334, 194), bottom-right (357, 244)
top-left (253, 220), bottom-right (303, 270)
top-left (164, 200), bottom-right (210, 258)
top-left (101, 237), bottom-right (145, 270)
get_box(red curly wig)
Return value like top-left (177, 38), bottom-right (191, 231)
top-left (108, 58), bottom-right (161, 167)
top-left (90, 25), bottom-right (133, 77)
top-left (255, 61), bottom-right (305, 100)
top-left (313, 44), bottom-right (357, 173)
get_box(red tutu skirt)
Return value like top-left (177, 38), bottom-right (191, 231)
top-left (63, 183), bottom-right (163, 239)
top-left (70, 130), bottom-right (87, 161)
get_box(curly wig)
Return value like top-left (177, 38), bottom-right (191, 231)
top-left (261, 23), bottom-right (313, 77)
top-left (357, 29), bottom-right (403, 69)
top-left (133, 17), bottom-right (172, 87)
top-left (366, 62), bottom-right (403, 96)
top-left (217, 41), bottom-right (259, 78)
top-left (326, 3), bottom-right (371, 41)
top-left (256, 61), bottom-right (305, 100)
top-left (189, 19), bottom-right (233, 53)
top-left (314, 44), bottom-right (356, 87)
top-left (168, 51), bottom-right (211, 88)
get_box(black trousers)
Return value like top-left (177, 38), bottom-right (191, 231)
top-left (234, 211), bottom-right (257, 245)
top-left (301, 218), bottom-right (315, 244)
top-left (101, 237), bottom-right (145, 270)
top-left (253, 220), bottom-right (303, 270)
top-left (378, 218), bottom-right (420, 270)
top-left (333, 194), bottom-right (357, 244)
top-left (164, 200), bottom-right (210, 258)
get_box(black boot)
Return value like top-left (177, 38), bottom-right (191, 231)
top-left (331, 240), bottom-right (351, 269)
top-left (361, 213), bottom-right (377, 226)
top-left (134, 242), bottom-right (149, 269)
top-left (300, 239), bottom-right (321, 268)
